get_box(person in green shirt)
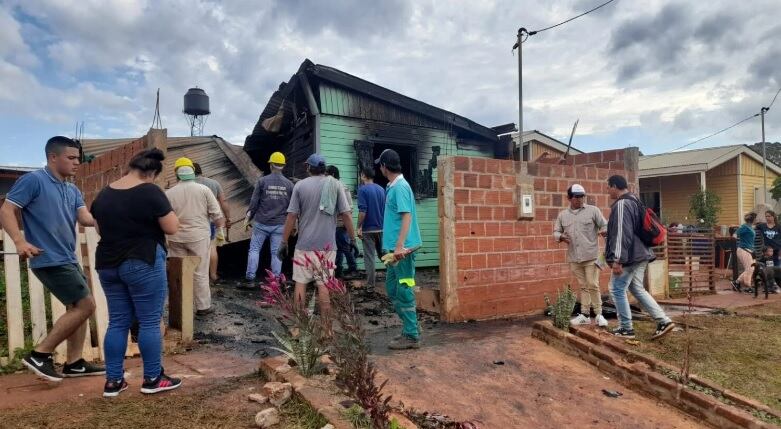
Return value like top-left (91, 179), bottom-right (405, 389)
top-left (733, 212), bottom-right (757, 292)
top-left (376, 149), bottom-right (422, 350)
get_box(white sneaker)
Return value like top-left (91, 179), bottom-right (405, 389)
top-left (570, 314), bottom-right (590, 325)
top-left (595, 314), bottom-right (608, 327)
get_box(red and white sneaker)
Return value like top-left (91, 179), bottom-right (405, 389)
top-left (140, 369), bottom-right (182, 394)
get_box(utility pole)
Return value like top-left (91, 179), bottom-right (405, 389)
top-left (762, 106), bottom-right (769, 204)
top-left (513, 28), bottom-right (528, 161)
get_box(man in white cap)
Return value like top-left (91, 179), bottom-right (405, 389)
top-left (166, 157), bottom-right (225, 316)
top-left (553, 183), bottom-right (608, 327)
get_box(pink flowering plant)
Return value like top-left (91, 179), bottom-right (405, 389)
top-left (260, 248), bottom-right (394, 427)
top-left (261, 269), bottom-right (326, 377)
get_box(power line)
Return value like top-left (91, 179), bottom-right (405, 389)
top-left (671, 114), bottom-right (759, 152)
top-left (766, 86), bottom-right (781, 111)
top-left (527, 0), bottom-right (618, 36)
top-left (671, 86), bottom-right (781, 152)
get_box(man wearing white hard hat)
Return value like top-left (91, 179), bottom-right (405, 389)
top-left (166, 157), bottom-right (225, 316)
top-left (553, 183), bottom-right (608, 327)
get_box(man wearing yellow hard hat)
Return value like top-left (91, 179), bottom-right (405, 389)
top-left (244, 152), bottom-right (294, 285)
top-left (165, 157), bottom-right (226, 315)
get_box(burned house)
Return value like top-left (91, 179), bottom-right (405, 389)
top-left (244, 59), bottom-right (505, 268)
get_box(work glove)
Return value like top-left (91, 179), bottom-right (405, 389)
top-left (277, 241), bottom-right (289, 261)
top-left (215, 227), bottom-right (227, 247)
top-left (381, 252), bottom-right (399, 266)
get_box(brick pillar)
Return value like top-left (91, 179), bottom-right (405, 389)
top-left (146, 128), bottom-right (168, 189)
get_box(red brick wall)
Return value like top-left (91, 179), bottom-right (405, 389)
top-left (74, 137), bottom-right (148, 207)
top-left (439, 148), bottom-right (639, 322)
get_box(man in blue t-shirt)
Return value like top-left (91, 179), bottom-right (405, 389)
top-left (376, 149), bottom-right (422, 350)
top-left (357, 167), bottom-right (385, 290)
top-left (0, 136), bottom-right (104, 382)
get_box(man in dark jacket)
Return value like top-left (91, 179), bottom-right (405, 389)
top-left (244, 152), bottom-right (294, 281)
top-left (605, 175), bottom-right (674, 340)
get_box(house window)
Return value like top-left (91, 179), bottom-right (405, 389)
top-left (640, 192), bottom-right (661, 217)
top-left (372, 143), bottom-right (418, 193)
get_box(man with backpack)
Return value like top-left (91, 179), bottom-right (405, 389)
top-left (605, 175), bottom-right (674, 340)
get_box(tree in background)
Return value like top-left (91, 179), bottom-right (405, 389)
top-left (770, 176), bottom-right (781, 201)
top-left (689, 190), bottom-right (722, 227)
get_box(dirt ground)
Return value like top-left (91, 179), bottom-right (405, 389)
top-left (371, 319), bottom-right (707, 429)
top-left (4, 273), bottom-right (772, 429)
top-left (0, 370), bottom-right (327, 429)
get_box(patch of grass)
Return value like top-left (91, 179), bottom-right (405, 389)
top-left (634, 311), bottom-right (781, 414)
top-left (279, 395), bottom-right (329, 429)
top-left (0, 342), bottom-right (35, 375)
top-left (341, 404), bottom-right (371, 428)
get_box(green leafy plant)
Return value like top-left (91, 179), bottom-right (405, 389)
top-left (544, 286), bottom-right (577, 330)
top-left (689, 190), bottom-right (722, 227)
top-left (771, 176), bottom-right (781, 201)
top-left (342, 404), bottom-right (372, 429)
top-left (262, 270), bottom-right (326, 377)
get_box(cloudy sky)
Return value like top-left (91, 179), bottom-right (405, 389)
top-left (1, 0), bottom-right (779, 166)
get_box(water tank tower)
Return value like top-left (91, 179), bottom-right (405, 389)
top-left (183, 87), bottom-right (210, 136)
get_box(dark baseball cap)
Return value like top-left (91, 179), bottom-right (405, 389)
top-left (305, 153), bottom-right (326, 167)
top-left (374, 148), bottom-right (401, 169)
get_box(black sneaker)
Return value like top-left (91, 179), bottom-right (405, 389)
top-left (63, 359), bottom-right (106, 377)
top-left (103, 379), bottom-right (129, 397)
top-left (611, 327), bottom-right (636, 339)
top-left (342, 270), bottom-right (361, 280)
top-left (652, 322), bottom-right (675, 340)
top-left (140, 369), bottom-right (182, 394)
top-left (730, 280), bottom-right (741, 292)
top-left (22, 353), bottom-right (63, 382)
top-left (195, 308), bottom-right (214, 316)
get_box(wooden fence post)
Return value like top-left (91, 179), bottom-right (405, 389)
top-left (167, 256), bottom-right (198, 343)
top-left (2, 232), bottom-right (24, 357)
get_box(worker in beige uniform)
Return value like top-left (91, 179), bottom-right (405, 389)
top-left (553, 183), bottom-right (608, 327)
top-left (166, 157), bottom-right (225, 316)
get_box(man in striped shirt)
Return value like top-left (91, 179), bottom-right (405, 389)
top-left (605, 175), bottom-right (674, 340)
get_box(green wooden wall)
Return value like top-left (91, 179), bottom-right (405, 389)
top-left (318, 84), bottom-right (494, 269)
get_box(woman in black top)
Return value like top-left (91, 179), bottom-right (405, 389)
top-left (757, 210), bottom-right (781, 266)
top-left (91, 149), bottom-right (181, 397)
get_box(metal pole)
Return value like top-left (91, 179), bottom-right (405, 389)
top-left (762, 107), bottom-right (768, 204)
top-left (517, 29), bottom-right (523, 161)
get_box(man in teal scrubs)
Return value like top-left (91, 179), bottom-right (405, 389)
top-left (376, 149), bottom-right (422, 350)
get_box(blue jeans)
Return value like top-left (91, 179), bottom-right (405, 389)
top-left (98, 245), bottom-right (167, 381)
top-left (246, 223), bottom-right (284, 279)
top-left (609, 261), bottom-right (671, 330)
top-left (335, 226), bottom-right (357, 273)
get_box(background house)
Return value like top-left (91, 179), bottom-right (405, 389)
top-left (243, 59), bottom-right (503, 268)
top-left (639, 145), bottom-right (781, 226)
top-left (0, 166), bottom-right (37, 205)
top-left (510, 130), bottom-right (583, 161)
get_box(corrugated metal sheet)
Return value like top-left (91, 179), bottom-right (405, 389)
top-left (80, 136), bottom-right (259, 243)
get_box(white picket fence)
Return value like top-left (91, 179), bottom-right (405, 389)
top-left (1, 228), bottom-right (195, 366)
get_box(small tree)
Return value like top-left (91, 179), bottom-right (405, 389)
top-left (770, 176), bottom-right (781, 201)
top-left (689, 190), bottom-right (721, 227)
